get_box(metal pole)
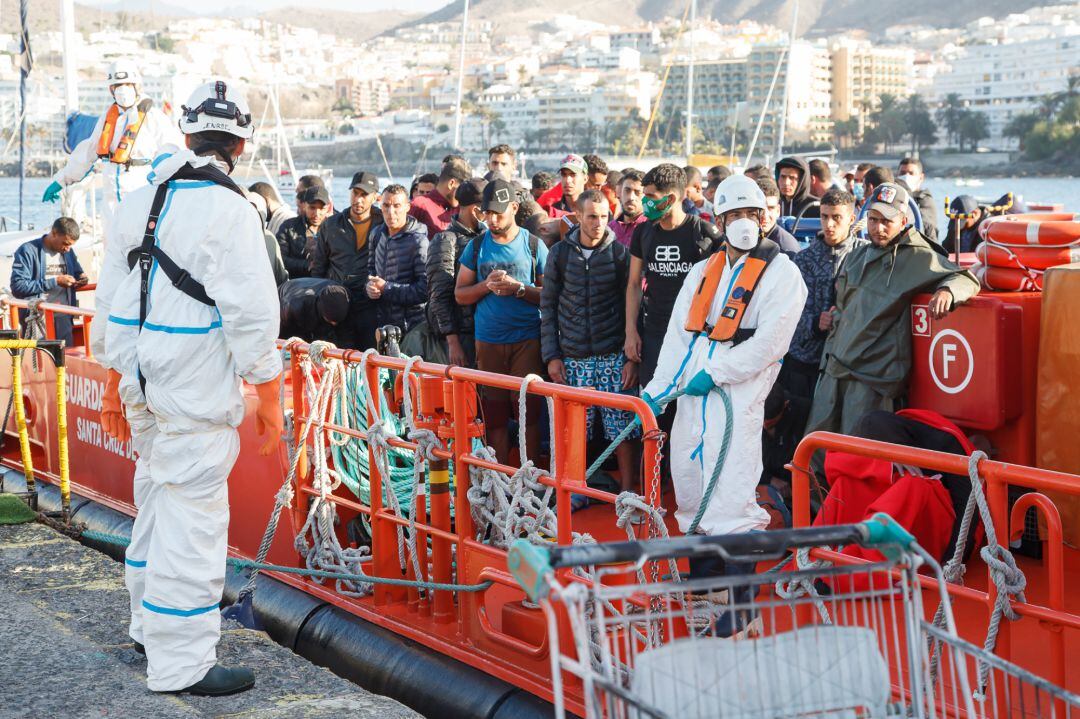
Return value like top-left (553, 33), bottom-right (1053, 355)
top-left (729, 100), bottom-right (742, 164)
top-left (684, 0), bottom-right (696, 160)
top-left (18, 0), bottom-right (30, 230)
top-left (743, 47), bottom-right (787, 168)
top-left (776, 0), bottom-right (799, 157)
top-left (60, 0), bottom-right (78, 114)
top-left (452, 0), bottom-right (469, 150)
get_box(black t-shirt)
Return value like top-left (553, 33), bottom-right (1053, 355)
top-left (630, 215), bottom-right (722, 336)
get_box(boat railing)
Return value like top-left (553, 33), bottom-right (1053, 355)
top-left (1, 287), bottom-right (97, 356)
top-left (791, 431), bottom-right (1076, 693)
top-left (281, 339), bottom-right (665, 673)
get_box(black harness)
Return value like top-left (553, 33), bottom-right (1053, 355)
top-left (125, 162), bottom-right (246, 392)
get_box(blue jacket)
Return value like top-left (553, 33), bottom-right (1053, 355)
top-left (10, 236), bottom-right (85, 306)
top-left (368, 215), bottom-right (429, 332)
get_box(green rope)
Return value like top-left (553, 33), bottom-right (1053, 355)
top-left (582, 384), bottom-right (733, 535)
top-left (80, 530), bottom-right (491, 593)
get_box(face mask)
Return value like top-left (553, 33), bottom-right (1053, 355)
top-left (898, 173), bottom-right (921, 191)
top-left (642, 194), bottom-right (674, 221)
top-left (853, 183), bottom-right (865, 203)
top-left (726, 217), bottom-right (759, 251)
top-left (112, 85), bottom-right (137, 108)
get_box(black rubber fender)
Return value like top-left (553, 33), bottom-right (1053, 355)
top-left (296, 603), bottom-right (553, 719)
top-left (70, 499), bottom-right (134, 561)
top-left (221, 568), bottom-right (328, 652)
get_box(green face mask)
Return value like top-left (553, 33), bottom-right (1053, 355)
top-left (642, 194), bottom-right (674, 221)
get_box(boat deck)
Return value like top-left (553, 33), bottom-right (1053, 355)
top-left (0, 521), bottom-right (419, 719)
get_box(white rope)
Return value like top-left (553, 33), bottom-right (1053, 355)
top-left (928, 451), bottom-right (1027, 696)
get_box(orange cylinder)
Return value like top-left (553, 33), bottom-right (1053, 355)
top-left (976, 242), bottom-right (1080, 271)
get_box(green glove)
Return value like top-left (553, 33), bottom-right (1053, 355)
top-left (42, 181), bottom-right (62, 203)
top-left (683, 369), bottom-right (715, 397)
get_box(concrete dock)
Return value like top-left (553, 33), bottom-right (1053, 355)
top-left (0, 521), bottom-right (420, 719)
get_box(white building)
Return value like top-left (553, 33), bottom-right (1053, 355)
top-left (930, 25), bottom-right (1079, 148)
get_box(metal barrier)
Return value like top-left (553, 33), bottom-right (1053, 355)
top-left (790, 431), bottom-right (1078, 696)
top-left (2, 286), bottom-right (97, 357)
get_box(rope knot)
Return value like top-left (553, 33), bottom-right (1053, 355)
top-left (308, 340), bottom-right (336, 369)
top-left (980, 543), bottom-right (1027, 619)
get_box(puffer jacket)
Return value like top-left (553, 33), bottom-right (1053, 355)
top-left (789, 232), bottom-right (867, 365)
top-left (426, 217), bottom-right (480, 338)
top-left (540, 226), bottom-right (629, 362)
top-left (368, 215), bottom-right (429, 332)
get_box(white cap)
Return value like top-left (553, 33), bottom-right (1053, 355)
top-left (106, 60), bottom-right (141, 87)
top-left (714, 174), bottom-right (767, 216)
top-left (178, 80), bottom-right (254, 140)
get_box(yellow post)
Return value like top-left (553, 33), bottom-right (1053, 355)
top-left (54, 364), bottom-right (70, 519)
top-left (10, 350), bottom-right (34, 492)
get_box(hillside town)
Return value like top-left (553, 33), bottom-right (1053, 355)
top-left (1, 3), bottom-right (1077, 171)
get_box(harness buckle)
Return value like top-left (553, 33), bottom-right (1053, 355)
top-left (171, 268), bottom-right (192, 290)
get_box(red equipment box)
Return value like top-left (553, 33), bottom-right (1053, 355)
top-left (908, 292), bottom-right (1041, 466)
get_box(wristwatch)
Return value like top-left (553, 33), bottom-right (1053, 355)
top-left (515, 285), bottom-right (526, 299)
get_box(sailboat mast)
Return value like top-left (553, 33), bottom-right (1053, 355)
top-left (18, 0), bottom-right (30, 230)
top-left (452, 0), bottom-right (470, 150)
top-left (684, 0), bottom-right (696, 160)
top-left (60, 0), bottom-right (78, 115)
top-left (776, 0), bottom-right (799, 157)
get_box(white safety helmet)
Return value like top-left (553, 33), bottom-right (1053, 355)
top-left (178, 80), bottom-right (254, 140)
top-left (105, 60), bottom-right (141, 87)
top-left (714, 174), bottom-right (768, 217)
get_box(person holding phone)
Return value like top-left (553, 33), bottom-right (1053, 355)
top-left (10, 216), bottom-right (88, 347)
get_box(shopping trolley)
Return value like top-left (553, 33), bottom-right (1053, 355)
top-left (508, 513), bottom-right (1080, 719)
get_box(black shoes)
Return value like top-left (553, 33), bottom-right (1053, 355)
top-left (133, 641), bottom-right (145, 654)
top-left (178, 664), bottom-right (256, 696)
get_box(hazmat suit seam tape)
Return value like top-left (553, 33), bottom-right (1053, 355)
top-left (143, 320), bottom-right (222, 335)
top-left (125, 558), bottom-right (147, 567)
top-left (141, 599), bottom-right (218, 617)
top-left (146, 151), bottom-right (174, 183)
top-left (108, 315), bottom-right (140, 326)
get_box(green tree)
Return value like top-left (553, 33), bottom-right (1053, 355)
top-left (1003, 112), bottom-right (1040, 151)
top-left (936, 93), bottom-right (966, 148)
top-left (903, 94), bottom-right (937, 154)
top-left (867, 93), bottom-right (905, 153)
top-left (831, 117), bottom-right (861, 149)
top-left (956, 110), bottom-right (990, 152)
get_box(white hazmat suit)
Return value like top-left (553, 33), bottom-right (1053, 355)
top-left (642, 248), bottom-right (807, 536)
top-left (91, 146), bottom-right (281, 691)
top-left (52, 99), bottom-right (180, 229)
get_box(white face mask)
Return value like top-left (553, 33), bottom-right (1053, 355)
top-left (726, 217), bottom-right (760, 251)
top-left (897, 173), bottom-right (921, 192)
top-left (112, 85), bottom-right (137, 108)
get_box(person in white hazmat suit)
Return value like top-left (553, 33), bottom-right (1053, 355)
top-left (641, 174), bottom-right (807, 578)
top-left (43, 60), bottom-right (181, 229)
top-left (92, 80), bottom-right (284, 696)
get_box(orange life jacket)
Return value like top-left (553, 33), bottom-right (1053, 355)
top-left (96, 99), bottom-right (151, 165)
top-left (684, 239), bottom-right (780, 344)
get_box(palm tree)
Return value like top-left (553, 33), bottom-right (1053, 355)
top-left (936, 93), bottom-right (965, 148)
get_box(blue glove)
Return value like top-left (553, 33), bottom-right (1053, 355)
top-left (682, 370), bottom-right (715, 397)
top-left (42, 181), bottom-right (62, 203)
top-left (641, 392), bottom-right (663, 417)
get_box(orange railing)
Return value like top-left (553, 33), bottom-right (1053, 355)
top-left (790, 432), bottom-right (1077, 693)
top-left (3, 285), bottom-right (97, 356)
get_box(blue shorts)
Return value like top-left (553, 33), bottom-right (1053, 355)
top-left (564, 353), bottom-right (640, 441)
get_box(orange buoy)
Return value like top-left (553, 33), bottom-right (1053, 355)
top-left (975, 242), bottom-right (1080, 271)
top-left (973, 263), bottom-right (1043, 292)
top-left (980, 214), bottom-right (1080, 247)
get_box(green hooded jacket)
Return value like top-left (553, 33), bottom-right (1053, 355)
top-left (821, 226), bottom-right (979, 397)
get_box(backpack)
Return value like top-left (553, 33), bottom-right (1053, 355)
top-left (470, 229), bottom-right (541, 284)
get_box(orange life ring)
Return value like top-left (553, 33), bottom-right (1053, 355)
top-left (973, 263), bottom-right (1043, 292)
top-left (979, 213), bottom-right (1080, 248)
top-left (975, 242), bottom-right (1080, 271)
top-left (1026, 203), bottom-right (1064, 212)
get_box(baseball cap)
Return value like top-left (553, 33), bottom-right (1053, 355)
top-left (349, 171), bottom-right (379, 194)
top-left (455, 179), bottom-right (487, 207)
top-left (482, 178), bottom-right (517, 213)
top-left (559, 153), bottom-right (587, 175)
top-left (866, 182), bottom-right (909, 221)
top-left (949, 195), bottom-right (979, 216)
top-left (302, 185), bottom-right (331, 206)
